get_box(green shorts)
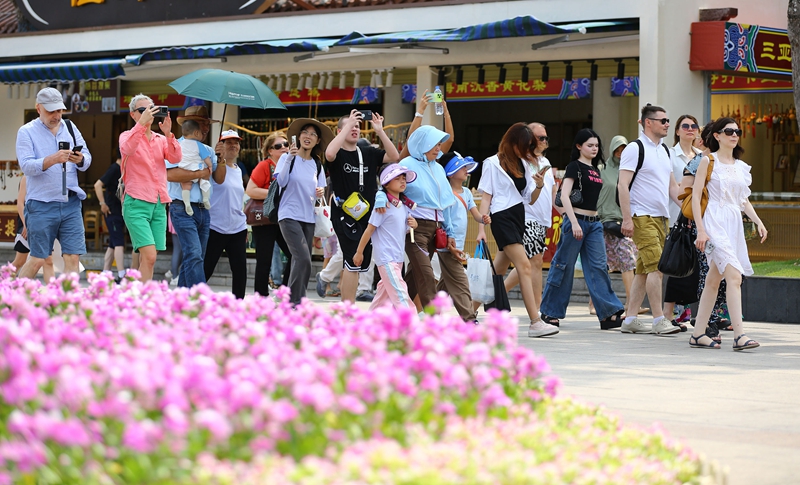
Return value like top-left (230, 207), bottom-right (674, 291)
top-left (122, 195), bottom-right (167, 252)
top-left (632, 215), bottom-right (667, 274)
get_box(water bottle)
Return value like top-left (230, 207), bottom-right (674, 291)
top-left (433, 86), bottom-right (444, 116)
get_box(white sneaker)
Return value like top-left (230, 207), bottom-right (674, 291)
top-left (164, 270), bottom-right (173, 280)
top-left (621, 318), bottom-right (653, 334)
top-left (652, 318), bottom-right (681, 336)
top-left (170, 277), bottom-right (179, 287)
top-left (528, 320), bottom-right (559, 338)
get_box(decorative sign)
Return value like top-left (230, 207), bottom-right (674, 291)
top-left (278, 87), bottom-right (353, 107)
top-left (65, 80), bottom-right (119, 115)
top-left (15, 0), bottom-right (262, 31)
top-left (610, 76), bottom-right (639, 97)
top-left (401, 79), bottom-right (592, 103)
top-left (543, 208), bottom-right (562, 264)
top-left (119, 94), bottom-right (186, 112)
top-left (710, 74), bottom-right (793, 94)
top-left (690, 22), bottom-right (791, 78)
top-left (0, 212), bottom-right (18, 243)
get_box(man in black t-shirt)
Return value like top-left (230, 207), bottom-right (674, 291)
top-left (94, 150), bottom-right (127, 281)
top-left (323, 109), bottom-right (400, 303)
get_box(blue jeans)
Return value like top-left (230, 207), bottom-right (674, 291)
top-left (541, 217), bottom-right (623, 321)
top-left (170, 203), bottom-right (209, 288)
top-left (271, 245), bottom-right (285, 285)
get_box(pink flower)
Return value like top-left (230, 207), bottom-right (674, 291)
top-left (194, 409), bottom-right (233, 442)
top-left (338, 394), bottom-right (367, 415)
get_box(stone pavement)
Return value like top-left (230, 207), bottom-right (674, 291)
top-left (209, 283), bottom-right (798, 485)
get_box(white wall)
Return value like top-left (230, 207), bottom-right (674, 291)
top-left (0, 91), bottom-right (37, 160)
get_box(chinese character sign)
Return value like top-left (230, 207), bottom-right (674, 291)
top-left (400, 79), bottom-right (592, 103)
top-left (725, 23), bottom-right (791, 76)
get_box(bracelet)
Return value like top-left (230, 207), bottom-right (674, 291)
top-left (414, 112), bottom-right (423, 118)
top-left (535, 184), bottom-right (544, 189)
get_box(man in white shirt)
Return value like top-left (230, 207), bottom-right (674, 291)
top-left (617, 104), bottom-right (682, 335)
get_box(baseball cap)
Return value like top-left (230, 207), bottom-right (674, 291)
top-left (220, 129), bottom-right (243, 141)
top-left (443, 152), bottom-right (478, 177)
top-left (380, 164), bottom-right (417, 186)
top-left (36, 87), bottom-right (66, 111)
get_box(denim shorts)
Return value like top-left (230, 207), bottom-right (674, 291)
top-left (122, 195), bottom-right (167, 252)
top-left (24, 195), bottom-right (86, 259)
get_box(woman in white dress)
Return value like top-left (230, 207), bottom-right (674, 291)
top-left (690, 117), bottom-right (768, 350)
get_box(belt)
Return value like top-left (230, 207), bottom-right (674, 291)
top-left (190, 202), bottom-right (206, 209)
top-left (68, 190), bottom-right (77, 198)
top-left (574, 213), bottom-right (600, 223)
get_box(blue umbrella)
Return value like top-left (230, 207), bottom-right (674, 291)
top-left (169, 69), bottom-right (285, 110)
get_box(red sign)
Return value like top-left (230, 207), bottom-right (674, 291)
top-left (443, 79), bottom-right (591, 102)
top-left (119, 94), bottom-right (186, 112)
top-left (0, 212), bottom-right (18, 243)
top-left (710, 74), bottom-right (793, 93)
top-left (279, 87), bottom-right (356, 107)
top-left (691, 22), bottom-right (791, 78)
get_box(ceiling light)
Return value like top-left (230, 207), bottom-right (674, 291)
top-left (497, 64), bottom-right (506, 84)
top-left (617, 59), bottom-right (626, 80)
top-left (318, 73), bottom-right (326, 91)
top-left (564, 61), bottom-right (573, 81)
top-left (385, 70), bottom-right (394, 88)
top-left (477, 65), bottom-right (485, 85)
top-left (541, 62), bottom-right (549, 83)
top-left (437, 67), bottom-right (445, 86)
top-left (455, 66), bottom-right (463, 85)
top-left (520, 63), bottom-right (529, 83)
top-left (326, 71), bottom-right (334, 90)
top-left (285, 74), bottom-right (293, 92)
top-left (353, 72), bottom-right (360, 89)
top-left (339, 72), bottom-right (346, 90)
top-left (276, 75), bottom-right (284, 93)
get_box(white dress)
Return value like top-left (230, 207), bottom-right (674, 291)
top-left (702, 154), bottom-right (753, 276)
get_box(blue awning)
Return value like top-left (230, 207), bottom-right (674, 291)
top-left (126, 37), bottom-right (346, 66)
top-left (0, 58), bottom-right (125, 84)
top-left (335, 16), bottom-right (637, 46)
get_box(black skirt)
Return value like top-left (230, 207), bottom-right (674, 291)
top-left (490, 203), bottom-right (525, 250)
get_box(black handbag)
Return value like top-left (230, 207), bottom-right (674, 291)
top-left (602, 220), bottom-right (624, 238)
top-left (482, 241), bottom-right (511, 312)
top-left (658, 216), bottom-right (697, 278)
top-left (554, 163), bottom-right (583, 208)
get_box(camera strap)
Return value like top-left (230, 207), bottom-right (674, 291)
top-left (356, 147), bottom-right (364, 193)
top-left (62, 119), bottom-right (77, 146)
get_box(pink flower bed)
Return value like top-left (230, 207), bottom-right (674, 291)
top-left (0, 268), bottom-right (558, 483)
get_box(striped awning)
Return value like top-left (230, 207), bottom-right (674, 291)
top-left (126, 37), bottom-right (345, 66)
top-left (335, 16), bottom-right (637, 46)
top-left (0, 58), bottom-right (125, 83)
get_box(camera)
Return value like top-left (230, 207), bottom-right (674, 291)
top-left (58, 141), bottom-right (70, 150)
top-left (358, 110), bottom-right (373, 121)
top-left (153, 106), bottom-right (169, 118)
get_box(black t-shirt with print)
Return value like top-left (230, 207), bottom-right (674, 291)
top-left (564, 160), bottom-right (603, 211)
top-left (329, 145), bottom-right (385, 207)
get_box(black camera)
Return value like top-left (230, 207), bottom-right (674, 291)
top-left (358, 110), bottom-right (373, 121)
top-left (153, 106), bottom-right (169, 118)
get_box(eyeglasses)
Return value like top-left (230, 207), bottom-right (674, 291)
top-left (537, 136), bottom-right (550, 143)
top-left (271, 142), bottom-right (290, 150)
top-left (300, 130), bottom-right (318, 138)
top-left (680, 123), bottom-right (699, 130)
top-left (719, 128), bottom-right (742, 137)
top-left (647, 117), bottom-right (670, 125)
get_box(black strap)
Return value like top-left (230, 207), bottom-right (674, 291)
top-left (482, 240), bottom-right (499, 276)
top-left (615, 139), bottom-right (670, 205)
top-left (63, 119), bottom-right (77, 146)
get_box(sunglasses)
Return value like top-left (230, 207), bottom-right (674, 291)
top-left (537, 136), bottom-right (550, 143)
top-left (271, 142), bottom-right (290, 150)
top-left (647, 117), bottom-right (670, 125)
top-left (680, 123), bottom-right (699, 130)
top-left (134, 106), bottom-right (151, 114)
top-left (719, 128), bottom-right (742, 137)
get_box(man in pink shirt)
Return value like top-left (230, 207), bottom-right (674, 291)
top-left (119, 94), bottom-right (183, 282)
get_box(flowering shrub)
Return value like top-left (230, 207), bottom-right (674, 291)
top-left (0, 268), bottom-right (719, 484)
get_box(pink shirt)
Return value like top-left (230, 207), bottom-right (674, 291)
top-left (119, 123), bottom-right (182, 204)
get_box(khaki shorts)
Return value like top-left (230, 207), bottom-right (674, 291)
top-left (632, 215), bottom-right (667, 274)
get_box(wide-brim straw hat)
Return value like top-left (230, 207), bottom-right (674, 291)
top-left (286, 118), bottom-right (334, 153)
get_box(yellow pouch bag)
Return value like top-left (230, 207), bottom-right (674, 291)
top-left (342, 192), bottom-right (370, 221)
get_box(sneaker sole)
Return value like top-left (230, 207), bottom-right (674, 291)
top-left (528, 329), bottom-right (559, 338)
top-left (621, 328), bottom-right (653, 334)
top-left (654, 328), bottom-right (681, 336)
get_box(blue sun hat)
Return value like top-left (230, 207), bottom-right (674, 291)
top-left (443, 151), bottom-right (478, 177)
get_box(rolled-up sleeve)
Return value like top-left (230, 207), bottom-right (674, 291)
top-left (16, 128), bottom-right (43, 176)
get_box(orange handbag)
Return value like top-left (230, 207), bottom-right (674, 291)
top-left (677, 154), bottom-right (714, 220)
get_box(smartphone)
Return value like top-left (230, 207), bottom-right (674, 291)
top-left (72, 145), bottom-right (83, 153)
top-left (538, 165), bottom-right (550, 174)
top-left (58, 141), bottom-right (70, 150)
top-left (358, 110), bottom-right (373, 121)
top-left (153, 106), bottom-right (169, 118)
top-left (704, 241), bottom-right (715, 256)
top-left (291, 135), bottom-right (297, 147)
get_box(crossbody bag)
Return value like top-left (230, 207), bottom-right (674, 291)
top-left (341, 147), bottom-right (370, 221)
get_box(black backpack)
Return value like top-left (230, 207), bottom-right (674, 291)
top-left (615, 139), bottom-right (671, 206)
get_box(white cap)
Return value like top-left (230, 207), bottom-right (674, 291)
top-left (36, 87), bottom-right (66, 111)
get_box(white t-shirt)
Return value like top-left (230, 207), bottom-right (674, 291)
top-left (619, 134), bottom-right (673, 218)
top-left (524, 156), bottom-right (555, 227)
top-left (368, 201), bottom-right (410, 266)
top-left (477, 155), bottom-right (534, 213)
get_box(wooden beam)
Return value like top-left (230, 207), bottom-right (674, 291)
top-left (698, 8), bottom-right (738, 22)
top-left (255, 0), bottom-right (279, 14)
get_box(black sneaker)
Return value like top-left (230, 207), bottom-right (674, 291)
top-left (355, 291), bottom-right (374, 302)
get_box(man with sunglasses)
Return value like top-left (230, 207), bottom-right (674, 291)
top-left (119, 93), bottom-right (182, 282)
top-left (617, 103), bottom-right (682, 336)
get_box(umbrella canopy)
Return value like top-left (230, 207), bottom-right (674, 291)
top-left (169, 69), bottom-right (285, 110)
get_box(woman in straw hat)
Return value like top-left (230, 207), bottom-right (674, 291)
top-left (273, 118), bottom-right (332, 305)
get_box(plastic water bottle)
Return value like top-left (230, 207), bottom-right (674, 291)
top-left (433, 86), bottom-right (444, 116)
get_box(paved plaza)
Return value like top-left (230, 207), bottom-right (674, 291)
top-left (256, 286), bottom-right (800, 485)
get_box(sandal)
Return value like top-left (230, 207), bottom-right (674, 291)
top-left (671, 320), bottom-right (687, 332)
top-left (733, 334), bottom-right (759, 351)
top-left (599, 309), bottom-right (624, 330)
top-left (720, 319), bottom-right (733, 331)
top-left (689, 334), bottom-right (720, 349)
top-left (326, 288), bottom-right (341, 298)
top-left (540, 314), bottom-right (560, 327)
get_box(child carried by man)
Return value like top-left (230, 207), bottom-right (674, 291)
top-left (178, 119), bottom-right (213, 216)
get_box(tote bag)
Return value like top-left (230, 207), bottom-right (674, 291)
top-left (314, 198), bottom-right (334, 238)
top-left (467, 242), bottom-right (494, 304)
top-left (658, 216), bottom-right (697, 278)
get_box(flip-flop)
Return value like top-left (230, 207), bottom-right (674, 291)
top-left (733, 335), bottom-right (760, 351)
top-left (689, 335), bottom-right (720, 349)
